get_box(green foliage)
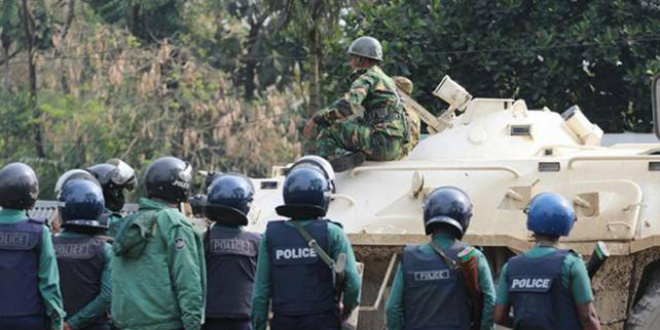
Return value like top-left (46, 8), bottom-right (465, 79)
top-left (87, 0), bottom-right (186, 42)
top-left (325, 0), bottom-right (660, 132)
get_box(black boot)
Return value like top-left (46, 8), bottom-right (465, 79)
top-left (330, 152), bottom-right (366, 173)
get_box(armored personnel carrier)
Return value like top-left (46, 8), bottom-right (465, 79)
top-left (248, 76), bottom-right (660, 330)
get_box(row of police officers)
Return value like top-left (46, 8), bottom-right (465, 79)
top-left (0, 155), bottom-right (601, 330)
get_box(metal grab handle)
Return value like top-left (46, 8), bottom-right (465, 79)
top-left (350, 165), bottom-right (521, 178)
top-left (568, 155), bottom-right (660, 169)
top-left (606, 222), bottom-right (633, 231)
top-left (360, 253), bottom-right (398, 312)
top-left (331, 194), bottom-right (356, 206)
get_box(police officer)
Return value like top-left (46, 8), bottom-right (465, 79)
top-left (204, 174), bottom-right (261, 330)
top-left (0, 162), bottom-right (65, 330)
top-left (54, 180), bottom-right (112, 330)
top-left (111, 156), bottom-right (206, 330)
top-left (86, 159), bottom-right (137, 233)
top-left (494, 193), bottom-right (601, 330)
top-left (385, 186), bottom-right (496, 330)
top-left (251, 166), bottom-right (361, 330)
top-left (303, 36), bottom-right (410, 172)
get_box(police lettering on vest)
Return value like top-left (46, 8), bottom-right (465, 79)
top-left (275, 247), bottom-right (317, 261)
top-left (413, 269), bottom-right (450, 282)
top-left (54, 243), bottom-right (93, 259)
top-left (211, 238), bottom-right (257, 257)
top-left (509, 277), bottom-right (553, 292)
top-left (0, 231), bottom-right (31, 248)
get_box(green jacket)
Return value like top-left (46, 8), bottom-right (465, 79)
top-left (110, 198), bottom-right (206, 330)
top-left (385, 233), bottom-right (496, 330)
top-left (57, 230), bottom-right (112, 330)
top-left (314, 65), bottom-right (407, 138)
top-left (251, 219), bottom-right (362, 330)
top-left (0, 209), bottom-right (65, 330)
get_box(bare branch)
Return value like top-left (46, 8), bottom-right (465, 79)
top-left (58, 0), bottom-right (75, 41)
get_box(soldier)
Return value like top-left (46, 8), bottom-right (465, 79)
top-left (303, 36), bottom-right (411, 172)
top-left (54, 180), bottom-right (112, 330)
top-left (86, 159), bottom-right (137, 235)
top-left (0, 163), bottom-right (65, 330)
top-left (494, 193), bottom-right (601, 330)
top-left (251, 166), bottom-right (361, 330)
top-left (203, 173), bottom-right (261, 330)
top-left (385, 187), bottom-right (496, 330)
top-left (111, 156), bottom-right (206, 330)
top-left (392, 76), bottom-right (421, 153)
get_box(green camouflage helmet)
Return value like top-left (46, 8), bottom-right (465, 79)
top-left (347, 36), bottom-right (383, 61)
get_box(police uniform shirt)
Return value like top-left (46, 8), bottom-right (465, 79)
top-left (385, 232), bottom-right (496, 330)
top-left (250, 219), bottom-right (361, 330)
top-left (55, 230), bottom-right (112, 330)
top-left (496, 245), bottom-right (594, 306)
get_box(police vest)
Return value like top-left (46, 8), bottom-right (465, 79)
top-left (506, 249), bottom-right (583, 330)
top-left (0, 218), bottom-right (47, 317)
top-left (205, 226), bottom-right (260, 319)
top-left (402, 242), bottom-right (471, 330)
top-left (53, 234), bottom-right (108, 327)
top-left (266, 220), bottom-right (336, 316)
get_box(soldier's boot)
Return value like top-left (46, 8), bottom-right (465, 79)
top-left (330, 151), bottom-right (366, 173)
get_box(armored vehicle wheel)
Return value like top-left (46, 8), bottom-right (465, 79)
top-left (626, 270), bottom-right (660, 330)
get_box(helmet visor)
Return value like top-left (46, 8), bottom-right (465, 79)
top-left (178, 162), bottom-right (193, 184)
top-left (111, 160), bottom-right (137, 190)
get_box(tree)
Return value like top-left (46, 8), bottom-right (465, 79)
top-left (326, 0), bottom-right (660, 132)
top-left (87, 0), bottom-right (186, 42)
top-left (266, 0), bottom-right (348, 116)
top-left (0, 0), bottom-right (21, 90)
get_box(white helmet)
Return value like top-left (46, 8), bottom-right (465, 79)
top-left (291, 155), bottom-right (336, 193)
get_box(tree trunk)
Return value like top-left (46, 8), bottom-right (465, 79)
top-left (242, 19), bottom-right (262, 101)
top-left (2, 45), bottom-right (9, 92)
top-left (22, 0), bottom-right (45, 158)
top-left (308, 25), bottom-right (321, 117)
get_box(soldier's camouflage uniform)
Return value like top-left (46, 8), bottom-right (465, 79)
top-left (393, 76), bottom-right (421, 154)
top-left (313, 66), bottom-right (410, 161)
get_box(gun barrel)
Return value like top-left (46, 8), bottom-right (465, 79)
top-left (587, 241), bottom-right (610, 279)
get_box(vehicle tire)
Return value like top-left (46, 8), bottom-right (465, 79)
top-left (626, 269), bottom-right (660, 330)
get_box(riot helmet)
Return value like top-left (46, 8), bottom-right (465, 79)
top-left (59, 179), bottom-right (106, 229)
top-left (276, 166), bottom-right (331, 219)
top-left (55, 169), bottom-right (100, 200)
top-left (0, 162), bottom-right (39, 210)
top-left (526, 192), bottom-right (576, 237)
top-left (291, 155), bottom-right (336, 193)
top-left (204, 173), bottom-right (254, 226)
top-left (145, 156), bottom-right (193, 203)
top-left (423, 186), bottom-right (473, 238)
top-left (347, 36), bottom-right (383, 61)
top-left (87, 159), bottom-right (137, 212)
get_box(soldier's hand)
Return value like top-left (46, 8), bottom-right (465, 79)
top-left (62, 322), bottom-right (73, 330)
top-left (303, 118), bottom-right (317, 139)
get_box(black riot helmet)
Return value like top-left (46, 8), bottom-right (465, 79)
top-left (55, 169), bottom-right (100, 201)
top-left (87, 159), bottom-right (137, 212)
top-left (0, 162), bottom-right (39, 210)
top-left (204, 173), bottom-right (255, 226)
top-left (276, 166), bottom-right (331, 219)
top-left (145, 156), bottom-right (193, 203)
top-left (59, 179), bottom-right (106, 230)
top-left (423, 186), bottom-right (473, 238)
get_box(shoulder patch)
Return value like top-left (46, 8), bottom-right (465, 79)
top-left (174, 237), bottom-right (186, 250)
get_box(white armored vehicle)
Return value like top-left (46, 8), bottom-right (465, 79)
top-left (248, 76), bottom-right (660, 330)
